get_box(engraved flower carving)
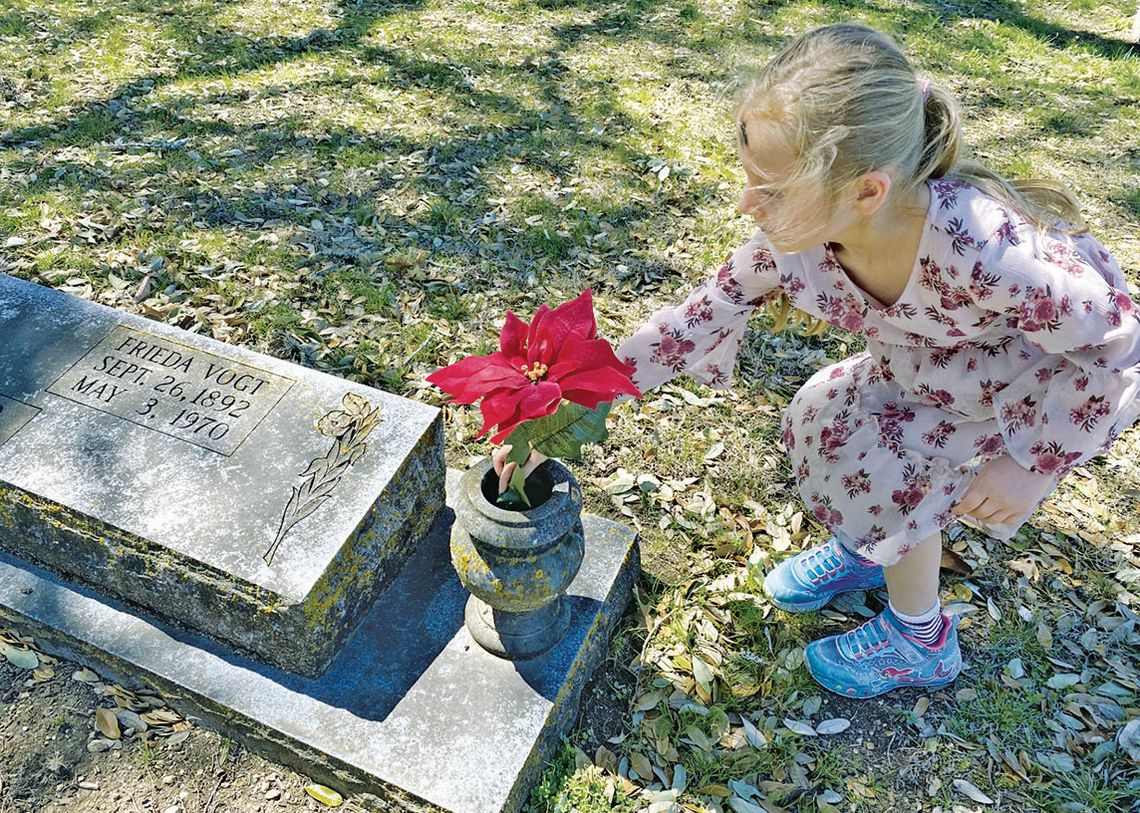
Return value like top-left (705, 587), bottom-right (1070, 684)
top-left (265, 391), bottom-right (382, 566)
top-left (317, 392), bottom-right (380, 439)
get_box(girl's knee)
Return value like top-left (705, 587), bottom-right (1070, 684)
top-left (785, 363), bottom-right (849, 425)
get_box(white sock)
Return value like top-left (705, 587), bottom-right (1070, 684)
top-left (889, 600), bottom-right (946, 647)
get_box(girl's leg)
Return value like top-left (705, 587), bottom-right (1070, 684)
top-left (884, 532), bottom-right (948, 646)
top-left (883, 531), bottom-right (941, 614)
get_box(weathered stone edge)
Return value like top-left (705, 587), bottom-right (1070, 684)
top-left (0, 483), bottom-right (274, 603)
top-left (295, 414), bottom-right (446, 672)
top-left (505, 517), bottom-right (642, 813)
top-left (0, 416), bottom-right (446, 677)
top-left (0, 484), bottom-right (287, 644)
top-left (0, 512), bottom-right (641, 813)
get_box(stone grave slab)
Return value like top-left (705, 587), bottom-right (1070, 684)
top-left (0, 472), bottom-right (640, 813)
top-left (0, 273), bottom-right (445, 676)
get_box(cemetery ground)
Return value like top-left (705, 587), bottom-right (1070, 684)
top-left (0, 0), bottom-right (1138, 811)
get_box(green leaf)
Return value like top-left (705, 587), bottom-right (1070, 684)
top-left (502, 426), bottom-right (533, 467)
top-left (498, 427), bottom-right (534, 507)
top-left (526, 401), bottom-right (611, 460)
top-left (304, 783), bottom-right (343, 807)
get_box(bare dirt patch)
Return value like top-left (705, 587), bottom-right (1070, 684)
top-left (0, 656), bottom-right (361, 813)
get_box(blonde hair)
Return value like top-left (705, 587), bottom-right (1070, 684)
top-left (742, 24), bottom-right (1085, 332)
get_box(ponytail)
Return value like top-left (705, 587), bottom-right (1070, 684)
top-left (916, 82), bottom-right (1086, 233)
top-left (914, 82), bottom-right (960, 181)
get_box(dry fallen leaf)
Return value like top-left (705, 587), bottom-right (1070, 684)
top-left (635, 689), bottom-right (666, 711)
top-left (740, 716), bottom-right (768, 748)
top-left (2, 643), bottom-right (39, 670)
top-left (595, 744), bottom-right (618, 775)
top-left (692, 656), bottom-right (715, 697)
top-left (727, 796), bottom-right (767, 813)
top-left (86, 738), bottom-right (116, 753)
top-left (953, 778), bottom-right (994, 805)
top-left (1116, 720), bottom-right (1140, 762)
top-left (140, 709), bottom-right (182, 727)
top-left (695, 784), bottom-right (732, 797)
top-left (847, 778), bottom-right (876, 798)
top-left (1047, 673), bottom-right (1081, 690)
top-left (115, 709), bottom-right (148, 733)
top-left (940, 548), bottom-right (973, 574)
top-left (163, 730), bottom-right (190, 748)
top-left (95, 708), bottom-right (121, 739)
top-left (630, 750), bottom-right (654, 781)
top-left (816, 718), bottom-right (851, 735)
top-left (783, 718), bottom-right (817, 736)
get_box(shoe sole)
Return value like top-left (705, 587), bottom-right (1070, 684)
top-left (807, 664), bottom-right (962, 699)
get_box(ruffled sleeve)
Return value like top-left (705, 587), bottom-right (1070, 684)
top-left (615, 231), bottom-right (782, 394)
top-left (977, 230), bottom-right (1140, 476)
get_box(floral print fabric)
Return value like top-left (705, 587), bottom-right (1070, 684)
top-left (617, 180), bottom-right (1140, 565)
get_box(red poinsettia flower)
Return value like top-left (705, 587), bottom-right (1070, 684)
top-left (427, 290), bottom-right (641, 442)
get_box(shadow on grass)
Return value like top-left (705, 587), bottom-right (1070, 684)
top-left (924, 0), bottom-right (1137, 59)
top-left (2, 0), bottom-right (1136, 371)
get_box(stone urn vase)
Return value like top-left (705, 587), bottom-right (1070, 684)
top-left (450, 457), bottom-right (585, 660)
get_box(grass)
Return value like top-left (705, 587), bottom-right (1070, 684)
top-left (1, 0), bottom-right (1138, 811)
top-left (945, 682), bottom-right (1047, 748)
top-left (529, 743), bottom-right (634, 813)
top-left (1042, 759), bottom-right (1136, 813)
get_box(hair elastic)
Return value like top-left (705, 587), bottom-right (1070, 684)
top-left (919, 78), bottom-right (932, 102)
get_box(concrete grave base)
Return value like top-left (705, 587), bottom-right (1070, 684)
top-left (0, 470), bottom-right (639, 813)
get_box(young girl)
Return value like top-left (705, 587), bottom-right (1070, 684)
top-left (499, 24), bottom-right (1140, 698)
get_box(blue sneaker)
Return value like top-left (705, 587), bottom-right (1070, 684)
top-left (762, 538), bottom-right (886, 612)
top-left (805, 608), bottom-right (961, 698)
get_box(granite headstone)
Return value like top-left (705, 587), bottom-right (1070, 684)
top-left (0, 273), bottom-right (445, 676)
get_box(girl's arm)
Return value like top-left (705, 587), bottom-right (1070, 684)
top-left (615, 231), bottom-right (783, 395)
top-left (490, 236), bottom-right (783, 489)
top-left (977, 232), bottom-right (1140, 479)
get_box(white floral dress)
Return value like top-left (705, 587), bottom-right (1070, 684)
top-left (616, 180), bottom-right (1140, 565)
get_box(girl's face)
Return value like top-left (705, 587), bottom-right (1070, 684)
top-left (736, 117), bottom-right (852, 253)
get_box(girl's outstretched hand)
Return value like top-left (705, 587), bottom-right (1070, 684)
top-left (953, 454), bottom-right (1055, 526)
top-left (491, 445), bottom-right (549, 495)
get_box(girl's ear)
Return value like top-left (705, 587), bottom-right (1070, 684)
top-left (853, 171), bottom-right (892, 217)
